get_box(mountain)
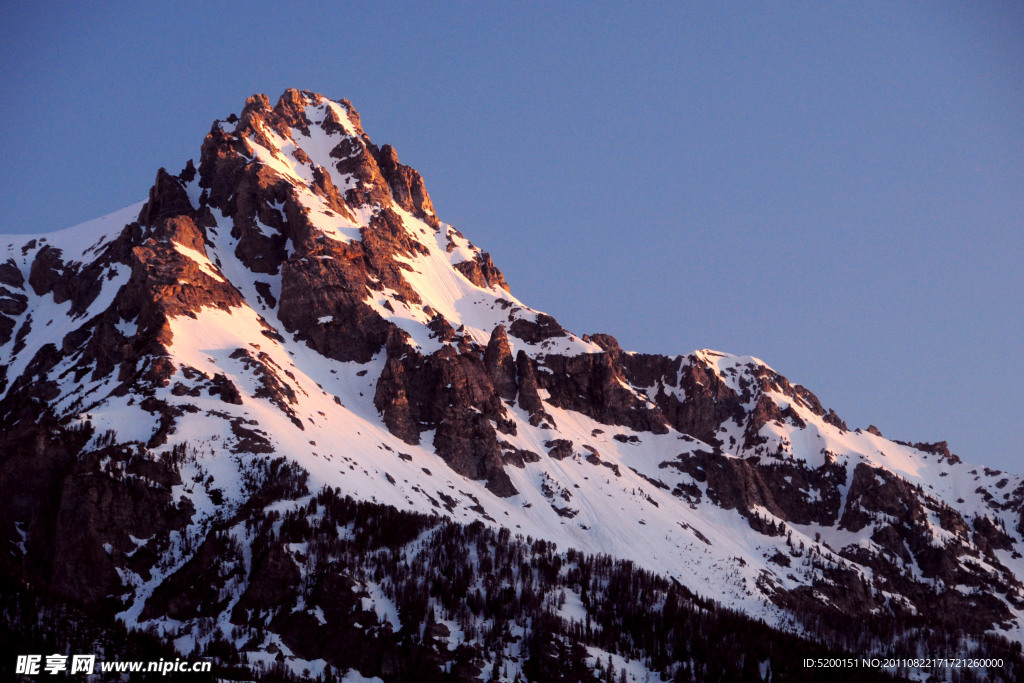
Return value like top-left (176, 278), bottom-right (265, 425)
top-left (2, 89), bottom-right (1022, 681)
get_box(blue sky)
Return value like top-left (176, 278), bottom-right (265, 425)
top-left (1, 2), bottom-right (1021, 469)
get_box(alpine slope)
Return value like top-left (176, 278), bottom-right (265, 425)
top-left (2, 90), bottom-right (1022, 675)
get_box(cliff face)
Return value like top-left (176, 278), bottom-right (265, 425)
top-left (2, 89), bottom-right (1023, 679)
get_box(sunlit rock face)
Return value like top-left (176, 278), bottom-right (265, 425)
top-left (2, 89), bottom-right (1023, 680)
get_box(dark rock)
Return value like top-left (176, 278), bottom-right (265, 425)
top-left (501, 444), bottom-right (541, 468)
top-left (617, 352), bottom-right (685, 398)
top-left (514, 351), bottom-right (548, 424)
top-left (373, 334), bottom-right (517, 494)
top-left (229, 165), bottom-right (292, 274)
top-left (839, 463), bottom-right (927, 533)
top-left (742, 394), bottom-right (808, 449)
top-left (0, 258), bottom-right (25, 288)
top-left (28, 245), bottom-right (66, 298)
top-left (239, 92), bottom-right (272, 129)
top-left (627, 353), bottom-right (846, 446)
top-left (198, 120), bottom-right (251, 213)
top-left (662, 451), bottom-right (846, 526)
top-left (48, 457), bottom-right (193, 607)
top-left (427, 314), bottom-right (457, 342)
top-left (656, 359), bottom-right (745, 445)
top-left (310, 164), bottom-right (355, 221)
top-left (539, 351), bottom-right (668, 434)
top-left (871, 524), bottom-right (912, 563)
top-left (433, 408), bottom-right (516, 497)
top-left (0, 416), bottom-right (193, 611)
top-left (454, 252), bottom-right (510, 292)
top-left (586, 333), bottom-right (622, 353)
top-left (0, 419), bottom-right (89, 586)
top-left (509, 313), bottom-right (566, 344)
top-left (544, 439), bottom-right (574, 460)
top-left (209, 373), bottom-right (244, 404)
top-left (484, 325), bottom-right (517, 401)
top-left (230, 418), bottom-right (275, 454)
top-left (24, 222), bottom-right (142, 323)
top-left (60, 325), bottom-right (91, 354)
top-left (0, 286), bottom-right (28, 346)
top-left (137, 168), bottom-right (195, 227)
top-left (253, 281), bottom-right (277, 308)
top-left (277, 237), bottom-right (392, 363)
top-left (171, 382), bottom-right (199, 397)
top-left (359, 207), bottom-right (430, 299)
top-left (374, 334), bottom-right (425, 445)
top-left (0, 317), bottom-right (14, 348)
top-left (103, 215), bottom-right (246, 394)
top-left (374, 144), bottom-right (438, 226)
top-left (902, 439), bottom-right (962, 465)
top-left (750, 364), bottom-right (837, 421)
top-left (229, 348), bottom-right (301, 426)
top-left (822, 409), bottom-right (848, 431)
top-left (140, 396), bottom-right (185, 448)
top-left (330, 131), bottom-right (392, 209)
top-left (319, 99), bottom-right (350, 136)
top-left (180, 158), bottom-right (197, 183)
top-left (273, 88), bottom-right (315, 136)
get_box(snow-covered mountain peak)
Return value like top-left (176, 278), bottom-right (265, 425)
top-left (3, 91), bottom-right (1024, 671)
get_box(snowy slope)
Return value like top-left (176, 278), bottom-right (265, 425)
top-left (2, 90), bottom-right (1022, 670)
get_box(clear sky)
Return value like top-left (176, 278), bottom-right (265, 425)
top-left (1, 2), bottom-right (1021, 470)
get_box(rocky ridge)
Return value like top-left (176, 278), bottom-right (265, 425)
top-left (2, 89), bottom-right (1023, 680)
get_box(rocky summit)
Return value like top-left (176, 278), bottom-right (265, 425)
top-left (1, 90), bottom-right (1022, 682)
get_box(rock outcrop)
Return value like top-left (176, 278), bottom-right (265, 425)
top-left (2, 89), bottom-right (1020, 669)
top-left (374, 144), bottom-right (438, 227)
top-left (484, 325), bottom-right (517, 401)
